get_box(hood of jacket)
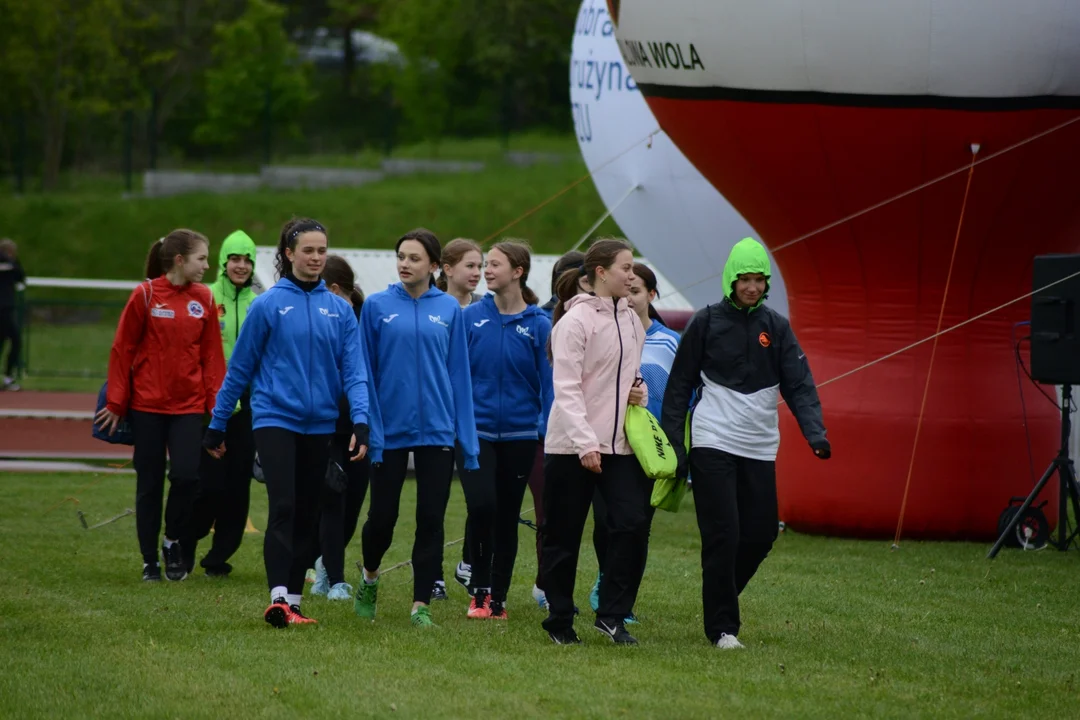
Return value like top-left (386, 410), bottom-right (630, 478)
top-left (722, 237), bottom-right (771, 311)
top-left (563, 292), bottom-right (631, 316)
top-left (216, 229), bottom-right (255, 274)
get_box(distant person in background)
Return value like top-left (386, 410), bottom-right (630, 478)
top-left (96, 230), bottom-right (226, 583)
top-left (589, 263), bottom-right (681, 623)
top-left (433, 236), bottom-right (484, 598)
top-left (0, 238), bottom-right (26, 391)
top-left (204, 218), bottom-right (370, 628)
top-left (354, 228), bottom-right (479, 629)
top-left (661, 237), bottom-right (829, 650)
top-left (310, 254), bottom-right (370, 602)
top-left (458, 241), bottom-right (552, 619)
top-left (531, 249), bottom-right (587, 610)
top-left (539, 250), bottom-right (585, 320)
top-left (188, 230), bottom-right (259, 577)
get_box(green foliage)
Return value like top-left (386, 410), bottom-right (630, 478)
top-left (375, 0), bottom-right (577, 145)
top-left (0, 0), bottom-right (134, 187)
top-left (194, 0), bottom-right (315, 149)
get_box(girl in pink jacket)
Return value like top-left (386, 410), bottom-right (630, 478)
top-left (541, 238), bottom-right (651, 646)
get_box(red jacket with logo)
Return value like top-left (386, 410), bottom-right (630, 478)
top-left (106, 277), bottom-right (226, 416)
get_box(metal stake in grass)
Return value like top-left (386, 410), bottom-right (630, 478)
top-left (78, 508), bottom-right (135, 530)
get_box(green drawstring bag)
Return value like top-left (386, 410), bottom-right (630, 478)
top-left (624, 404), bottom-right (678, 480)
top-left (650, 411), bottom-right (692, 512)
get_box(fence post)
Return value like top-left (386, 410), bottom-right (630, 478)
top-left (262, 86), bottom-right (273, 165)
top-left (15, 109), bottom-right (26, 194)
top-left (16, 289), bottom-right (29, 379)
top-left (148, 89), bottom-right (159, 170)
top-left (123, 109), bottom-right (134, 193)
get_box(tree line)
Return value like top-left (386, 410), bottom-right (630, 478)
top-left (0, 0), bottom-right (578, 190)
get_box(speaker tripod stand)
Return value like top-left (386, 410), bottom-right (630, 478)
top-left (989, 384), bottom-right (1080, 558)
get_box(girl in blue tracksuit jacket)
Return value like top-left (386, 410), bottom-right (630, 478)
top-left (204, 218), bottom-right (370, 629)
top-left (354, 228), bottom-right (480, 629)
top-left (456, 241), bottom-right (553, 620)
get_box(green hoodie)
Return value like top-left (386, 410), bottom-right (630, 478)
top-left (207, 230), bottom-right (257, 363)
top-left (721, 237), bottom-right (771, 311)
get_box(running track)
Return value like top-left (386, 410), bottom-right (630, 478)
top-left (0, 392), bottom-right (131, 462)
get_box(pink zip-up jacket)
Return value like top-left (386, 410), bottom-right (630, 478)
top-left (545, 293), bottom-right (647, 458)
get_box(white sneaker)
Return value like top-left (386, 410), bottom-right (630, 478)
top-left (715, 633), bottom-right (745, 649)
top-left (327, 582), bottom-right (353, 600)
top-left (532, 584), bottom-right (548, 610)
top-left (454, 561), bottom-right (472, 589)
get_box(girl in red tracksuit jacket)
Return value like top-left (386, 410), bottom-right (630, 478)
top-left (95, 229), bottom-right (226, 583)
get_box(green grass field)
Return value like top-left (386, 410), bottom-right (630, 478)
top-left (2, 472), bottom-right (1078, 718)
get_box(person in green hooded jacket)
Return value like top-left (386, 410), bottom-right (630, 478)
top-left (187, 229), bottom-right (259, 576)
top-left (661, 237), bottom-right (830, 650)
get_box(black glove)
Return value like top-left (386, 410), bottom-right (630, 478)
top-left (352, 423), bottom-right (370, 449)
top-left (811, 440), bottom-right (831, 460)
top-left (203, 427), bottom-right (226, 450)
top-left (676, 452), bottom-right (689, 480)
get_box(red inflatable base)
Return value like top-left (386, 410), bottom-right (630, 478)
top-left (644, 97), bottom-right (1080, 540)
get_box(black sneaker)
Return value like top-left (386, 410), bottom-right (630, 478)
top-left (489, 600), bottom-right (508, 619)
top-left (204, 562), bottom-right (232, 578)
top-left (162, 542), bottom-right (188, 581)
top-left (143, 563), bottom-right (162, 582)
top-left (594, 617), bottom-right (638, 645)
top-left (431, 581), bottom-right (448, 601)
top-left (548, 628), bottom-right (581, 645)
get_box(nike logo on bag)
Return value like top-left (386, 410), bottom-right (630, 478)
top-left (474, 319), bottom-right (490, 327)
top-left (382, 314), bottom-right (399, 324)
top-left (279, 306), bottom-right (294, 316)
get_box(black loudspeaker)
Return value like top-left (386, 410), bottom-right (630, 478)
top-left (1030, 253), bottom-right (1080, 385)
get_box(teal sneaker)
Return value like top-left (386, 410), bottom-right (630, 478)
top-left (354, 577), bottom-right (378, 621)
top-left (311, 556), bottom-right (330, 596)
top-left (327, 582), bottom-right (352, 601)
top-left (624, 613), bottom-right (639, 625)
top-left (589, 572), bottom-right (601, 613)
top-left (411, 605), bottom-right (437, 629)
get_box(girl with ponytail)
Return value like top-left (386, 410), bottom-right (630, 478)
top-left (588, 261), bottom-right (682, 623)
top-left (540, 238), bottom-right (651, 646)
top-left (98, 229), bottom-right (225, 583)
top-left (453, 240), bottom-right (552, 619)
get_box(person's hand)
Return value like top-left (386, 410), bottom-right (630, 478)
top-left (94, 408), bottom-right (121, 436)
top-left (203, 428), bottom-right (227, 459)
top-left (628, 384), bottom-right (646, 407)
top-left (812, 441), bottom-right (831, 460)
top-left (350, 423), bottom-right (370, 461)
top-left (581, 451), bottom-right (602, 474)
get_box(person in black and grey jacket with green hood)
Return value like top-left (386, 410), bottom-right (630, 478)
top-left (661, 237), bottom-right (830, 650)
top-left (188, 229), bottom-right (259, 576)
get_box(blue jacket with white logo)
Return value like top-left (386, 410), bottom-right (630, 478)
top-left (463, 295), bottom-right (553, 442)
top-left (361, 283), bottom-right (480, 469)
top-left (209, 277), bottom-right (369, 435)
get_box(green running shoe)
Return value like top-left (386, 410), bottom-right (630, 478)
top-left (411, 605), bottom-right (436, 629)
top-left (354, 578), bottom-right (378, 621)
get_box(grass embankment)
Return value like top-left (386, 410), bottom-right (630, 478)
top-left (1, 473), bottom-right (1078, 718)
top-left (1, 135), bottom-right (621, 390)
top-left (1, 134), bottom-right (619, 280)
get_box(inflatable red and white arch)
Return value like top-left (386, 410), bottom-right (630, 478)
top-left (610, 0), bottom-right (1080, 540)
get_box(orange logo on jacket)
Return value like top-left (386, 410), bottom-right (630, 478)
top-left (758, 331), bottom-right (771, 348)
top-left (217, 304), bottom-right (226, 318)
